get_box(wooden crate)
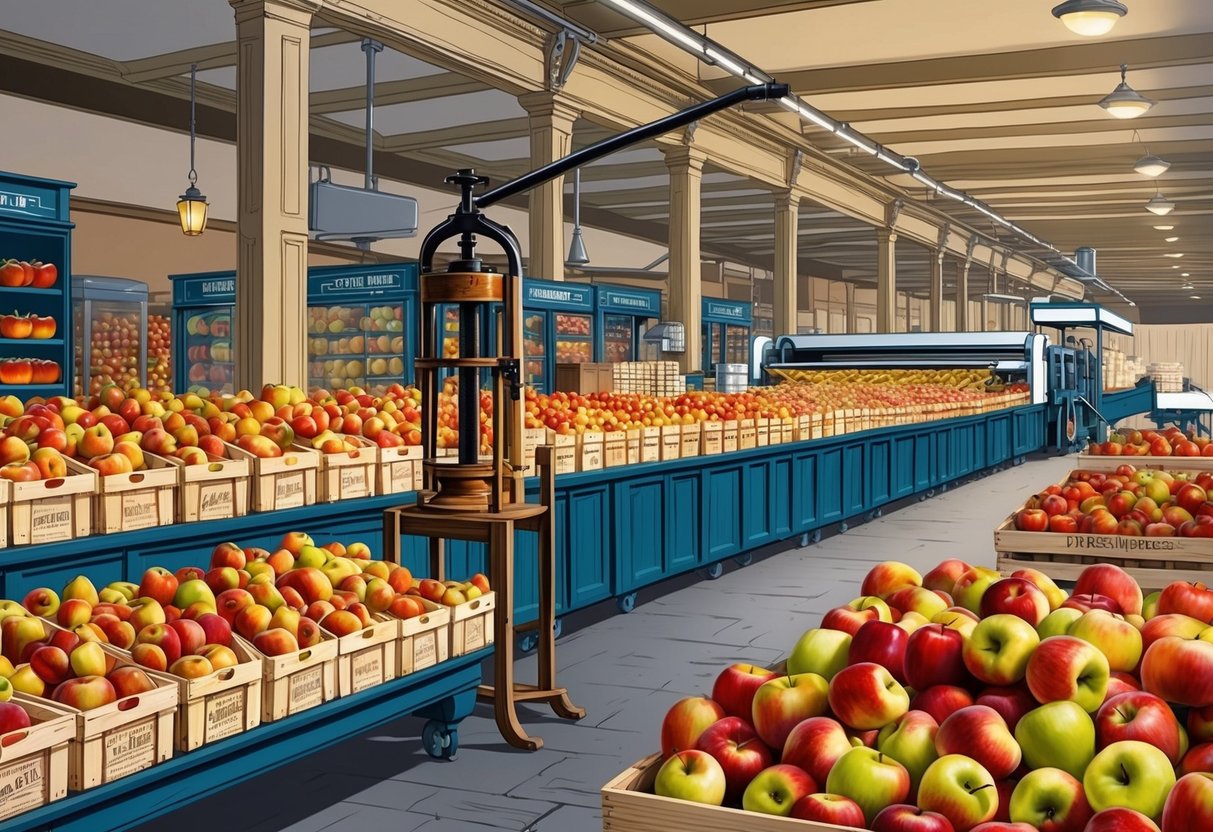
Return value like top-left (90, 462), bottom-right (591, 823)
top-left (625, 429), bottom-right (642, 466)
top-left (603, 433), bottom-right (627, 467)
top-left (556, 362), bottom-right (614, 394)
top-left (545, 431), bottom-right (577, 475)
top-left (722, 421), bottom-right (739, 453)
top-left (0, 695), bottom-right (74, 821)
top-left (323, 617), bottom-right (399, 697)
top-left (640, 427), bottom-right (661, 463)
top-left (755, 418), bottom-right (770, 447)
top-left (376, 444), bottom-right (423, 496)
top-left (223, 441), bottom-right (319, 512)
top-left (80, 454), bottom-right (177, 534)
top-left (578, 432), bottom-right (605, 472)
top-left (738, 421), bottom-right (757, 450)
top-left (779, 418), bottom-right (794, 444)
top-left (603, 753), bottom-right (848, 832)
top-left (701, 421), bottom-right (723, 455)
top-left (794, 415), bottom-right (811, 442)
top-left (389, 599), bottom-right (451, 676)
top-left (449, 591), bottom-right (496, 658)
top-left (659, 425), bottom-right (681, 461)
top-left (238, 634), bottom-right (339, 722)
top-left (8, 463), bottom-right (95, 546)
top-left (65, 647), bottom-right (178, 791)
top-left (522, 427), bottom-right (547, 474)
top-left (679, 424), bottom-right (700, 458)
top-left (297, 437), bottom-right (378, 503)
top-left (162, 453), bottom-right (251, 523)
top-left (152, 638), bottom-right (262, 752)
top-left (1081, 454), bottom-right (1213, 471)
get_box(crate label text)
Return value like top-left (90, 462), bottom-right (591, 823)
top-left (198, 482), bottom-right (235, 521)
top-left (103, 718), bottom-right (157, 781)
top-left (29, 498), bottom-right (72, 544)
top-left (0, 757), bottom-right (46, 820)
top-left (290, 667), bottom-right (325, 711)
top-left (350, 650), bottom-right (384, 693)
top-left (205, 689), bottom-right (247, 743)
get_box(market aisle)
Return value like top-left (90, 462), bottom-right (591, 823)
top-left (137, 453), bottom-right (1076, 832)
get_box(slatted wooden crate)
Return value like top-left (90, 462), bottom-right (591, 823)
top-left (449, 591), bottom-right (496, 658)
top-left (7, 462), bottom-right (95, 546)
top-left (376, 444), bottom-right (423, 496)
top-left (544, 431), bottom-right (577, 475)
top-left (578, 432), bottom-right (605, 471)
top-left (1081, 453), bottom-right (1213, 471)
top-left (299, 437), bottom-right (378, 503)
top-left (604, 432), bottom-right (628, 467)
top-left (323, 617), bottom-right (399, 697)
top-left (388, 599), bottom-right (451, 676)
top-left (603, 753), bottom-right (846, 832)
top-left (0, 695), bottom-right (74, 821)
top-left (223, 441), bottom-right (319, 512)
top-left (701, 421), bottom-right (723, 455)
top-left (238, 634), bottom-right (339, 722)
top-left (76, 453), bottom-right (178, 534)
top-left (679, 423), bottom-right (701, 458)
top-left (640, 427), bottom-right (661, 463)
top-left (722, 421), bottom-right (739, 452)
top-left (161, 453), bottom-right (251, 523)
top-left (151, 637), bottom-right (262, 752)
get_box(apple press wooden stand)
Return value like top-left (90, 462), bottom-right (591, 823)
top-left (385, 447), bottom-right (585, 751)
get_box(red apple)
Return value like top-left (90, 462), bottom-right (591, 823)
top-left (1095, 691), bottom-right (1184, 765)
top-left (976, 685), bottom-right (1037, 731)
top-left (790, 793), bottom-right (866, 826)
top-left (751, 673), bottom-right (829, 750)
top-left (911, 685), bottom-right (976, 725)
top-left (936, 705), bottom-right (1022, 780)
top-left (821, 605), bottom-right (881, 636)
top-left (660, 696), bottom-right (725, 758)
top-left (1084, 808), bottom-right (1161, 832)
top-left (872, 804), bottom-right (957, 832)
top-left (849, 620), bottom-right (910, 683)
top-left (711, 664), bottom-right (776, 720)
top-left (781, 716), bottom-right (852, 786)
top-left (905, 624), bottom-right (970, 691)
top-left (981, 578), bottom-right (1050, 627)
top-left (1140, 636), bottom-right (1213, 707)
top-left (829, 662), bottom-right (910, 730)
top-left (1158, 582), bottom-right (1213, 623)
top-left (695, 716), bottom-right (774, 802)
top-left (1160, 773), bottom-right (1213, 831)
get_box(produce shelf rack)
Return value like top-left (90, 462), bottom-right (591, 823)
top-left (4, 647), bottom-right (490, 832)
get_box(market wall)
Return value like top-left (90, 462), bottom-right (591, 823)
top-left (1132, 324), bottom-right (1213, 391)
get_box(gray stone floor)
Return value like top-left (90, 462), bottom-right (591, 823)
top-left (138, 454), bottom-right (1077, 832)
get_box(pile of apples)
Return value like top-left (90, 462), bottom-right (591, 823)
top-left (0, 358), bottom-right (60, 386)
top-left (147, 314), bottom-right (172, 391)
top-left (0, 312), bottom-right (56, 340)
top-left (1089, 427), bottom-right (1213, 459)
top-left (0, 259), bottom-right (57, 288)
top-left (654, 558), bottom-right (1213, 831)
top-left (85, 309), bottom-right (143, 394)
top-left (1014, 465), bottom-right (1213, 538)
top-left (0, 602), bottom-right (162, 712)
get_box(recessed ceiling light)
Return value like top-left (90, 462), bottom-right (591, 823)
top-left (1173, 265), bottom-right (1181, 269)
top-left (1153, 225), bottom-right (1175, 231)
top-left (1100, 65), bottom-right (1155, 119)
top-left (1146, 194), bottom-right (1176, 215)
top-left (1192, 295), bottom-right (1202, 300)
top-left (1165, 253), bottom-right (1185, 258)
top-left (1052, 0), bottom-right (1127, 36)
top-left (1166, 236), bottom-right (1180, 242)
top-left (1182, 273), bottom-right (1191, 277)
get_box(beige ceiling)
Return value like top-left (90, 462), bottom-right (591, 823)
top-left (0, 0), bottom-right (1209, 317)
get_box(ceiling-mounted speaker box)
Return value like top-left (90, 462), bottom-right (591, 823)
top-left (309, 179), bottom-right (419, 242)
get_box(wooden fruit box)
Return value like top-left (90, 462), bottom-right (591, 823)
top-left (385, 599), bottom-right (451, 676)
top-left (71, 454), bottom-right (177, 535)
top-left (701, 421), bottom-right (723, 455)
top-left (738, 420), bottom-right (757, 450)
top-left (322, 617), bottom-right (399, 697)
top-left (376, 444), bottom-right (423, 496)
top-left (449, 591), bottom-right (496, 658)
top-left (603, 752), bottom-right (847, 832)
top-left (0, 695), bottom-right (74, 821)
top-left (640, 427), bottom-right (661, 463)
top-left (522, 427), bottom-right (547, 474)
top-left (624, 428), bottom-right (642, 466)
top-left (603, 432), bottom-right (628, 467)
top-left (543, 430), bottom-right (577, 475)
top-left (238, 633), bottom-right (338, 722)
top-left (578, 432), bottom-right (604, 472)
top-left (679, 423), bottom-right (701, 458)
top-left (150, 638), bottom-right (262, 752)
top-left (223, 441), bottom-right (319, 512)
top-left (62, 645), bottom-right (178, 791)
top-left (722, 421), bottom-right (739, 453)
top-left (161, 453), bottom-right (251, 524)
top-left (994, 468), bottom-right (1213, 589)
top-left (295, 437), bottom-right (378, 503)
top-left (8, 462), bottom-right (95, 547)
top-left (756, 417), bottom-right (771, 447)
top-left (1081, 453), bottom-right (1213, 471)
top-left (660, 425), bottom-right (681, 461)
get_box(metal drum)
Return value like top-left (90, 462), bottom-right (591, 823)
top-left (716, 363), bottom-right (748, 393)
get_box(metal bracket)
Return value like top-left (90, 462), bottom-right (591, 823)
top-left (545, 30), bottom-right (581, 91)
top-left (500, 358), bottom-right (522, 401)
top-left (885, 199), bottom-right (903, 230)
top-left (683, 119), bottom-right (699, 146)
top-left (964, 235), bottom-right (979, 271)
top-left (786, 148), bottom-right (803, 188)
top-left (936, 222), bottom-right (951, 254)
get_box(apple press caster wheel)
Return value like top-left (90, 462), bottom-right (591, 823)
top-left (422, 721), bottom-right (458, 760)
top-left (517, 633), bottom-right (539, 654)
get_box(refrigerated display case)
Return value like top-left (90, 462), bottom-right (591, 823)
top-left (171, 263), bottom-right (419, 394)
top-left (523, 278), bottom-right (595, 393)
top-left (0, 171), bottom-right (74, 400)
top-left (596, 285), bottom-right (662, 364)
top-left (702, 298), bottom-right (753, 375)
top-left (170, 272), bottom-right (235, 394)
top-left (72, 276), bottom-right (148, 396)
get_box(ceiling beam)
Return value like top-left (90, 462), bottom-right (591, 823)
top-left (855, 113), bottom-right (1213, 147)
top-left (310, 73), bottom-right (492, 114)
top-left (120, 29), bottom-right (359, 84)
top-left (378, 116), bottom-right (529, 152)
top-left (555, 0), bottom-right (876, 34)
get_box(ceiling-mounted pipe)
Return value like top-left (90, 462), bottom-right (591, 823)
top-left (361, 39), bottom-right (383, 191)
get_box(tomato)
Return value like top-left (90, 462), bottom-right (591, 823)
top-left (0, 358), bottom-right (34, 385)
top-left (0, 260), bottom-right (24, 288)
top-left (30, 261), bottom-right (57, 289)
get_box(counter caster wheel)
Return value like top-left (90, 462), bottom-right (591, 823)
top-left (735, 553), bottom-right (753, 567)
top-left (838, 522), bottom-right (849, 534)
top-left (918, 494), bottom-right (927, 502)
top-left (810, 529), bottom-right (822, 544)
top-left (423, 721), bottom-right (458, 760)
top-left (873, 507), bottom-right (883, 518)
top-left (616, 593), bottom-right (637, 614)
top-left (704, 562), bottom-right (725, 580)
top-left (940, 484), bottom-right (948, 493)
top-left (800, 532), bottom-right (811, 547)
top-left (926, 489), bottom-right (936, 498)
top-left (517, 633), bottom-right (539, 654)
top-left (553, 618), bottom-right (563, 639)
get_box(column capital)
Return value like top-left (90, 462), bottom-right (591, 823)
top-left (774, 189), bottom-right (801, 212)
top-left (877, 227), bottom-right (898, 244)
top-left (230, 0), bottom-right (318, 26)
top-left (518, 91), bottom-right (580, 128)
top-left (662, 145), bottom-right (708, 173)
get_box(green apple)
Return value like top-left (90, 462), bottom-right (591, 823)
top-left (1068, 610), bottom-right (1142, 674)
top-left (877, 709), bottom-right (940, 792)
top-left (952, 566), bottom-right (1001, 614)
top-left (294, 545), bottom-right (329, 569)
top-left (826, 746), bottom-right (911, 824)
top-left (653, 750), bottom-right (726, 806)
top-left (963, 614), bottom-right (1041, 685)
top-left (106, 581), bottom-right (139, 601)
top-left (1037, 607), bottom-right (1083, 640)
top-left (1015, 701), bottom-right (1096, 779)
top-left (1009, 766), bottom-right (1092, 831)
top-left (173, 579), bottom-right (216, 611)
top-left (1083, 740), bottom-right (1175, 819)
top-left (787, 628), bottom-right (851, 680)
top-left (1142, 590), bottom-right (1161, 619)
top-left (917, 754), bottom-right (999, 831)
top-left (741, 764), bottom-right (816, 816)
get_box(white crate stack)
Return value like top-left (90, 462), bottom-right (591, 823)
top-left (611, 361), bottom-right (686, 396)
top-left (1148, 362), bottom-right (1185, 393)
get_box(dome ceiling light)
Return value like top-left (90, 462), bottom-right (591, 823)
top-left (1052, 0), bottom-right (1128, 36)
top-left (1146, 193), bottom-right (1175, 215)
top-left (1134, 154), bottom-right (1171, 177)
top-left (1100, 65), bottom-right (1155, 119)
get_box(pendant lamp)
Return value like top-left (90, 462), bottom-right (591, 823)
top-left (1052, 0), bottom-right (1128, 37)
top-left (1099, 65), bottom-right (1154, 119)
top-left (177, 64), bottom-right (209, 235)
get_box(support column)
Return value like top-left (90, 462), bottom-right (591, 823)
top-left (774, 191), bottom-right (800, 336)
top-left (664, 146), bottom-right (707, 373)
top-left (954, 260), bottom-right (969, 332)
top-left (520, 93), bottom-right (578, 282)
top-left (929, 251), bottom-right (944, 332)
top-left (845, 283), bottom-right (857, 333)
top-left (876, 229), bottom-right (897, 333)
top-left (230, 0), bottom-right (314, 390)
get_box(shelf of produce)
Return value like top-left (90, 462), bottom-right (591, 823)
top-left (0, 337), bottom-right (64, 346)
top-left (0, 383), bottom-right (65, 397)
top-left (4, 647), bottom-right (491, 832)
top-left (0, 286), bottom-right (61, 297)
top-left (1, 404), bottom-right (1047, 629)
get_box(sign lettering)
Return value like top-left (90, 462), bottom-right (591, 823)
top-left (350, 650), bottom-right (384, 693)
top-left (290, 667), bottom-right (325, 711)
top-left (339, 466), bottom-right (369, 497)
top-left (103, 719), bottom-right (157, 781)
top-left (1064, 535), bottom-right (1178, 552)
top-left (0, 189), bottom-right (53, 220)
top-left (0, 757), bottom-right (46, 820)
top-left (121, 493), bottom-right (159, 530)
top-left (198, 482), bottom-right (234, 521)
top-left (274, 474), bottom-right (306, 509)
top-left (413, 632), bottom-right (437, 670)
top-left (205, 690), bottom-right (246, 743)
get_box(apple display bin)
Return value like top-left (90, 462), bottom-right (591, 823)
top-left (0, 695), bottom-right (75, 821)
top-left (376, 444), bottom-right (423, 495)
top-left (321, 617), bottom-right (399, 698)
top-left (148, 637), bottom-right (263, 752)
top-left (1081, 452), bottom-right (1213, 471)
top-left (7, 464), bottom-right (95, 546)
top-left (160, 453), bottom-right (251, 524)
top-left (0, 477), bottom-right (8, 549)
top-left (237, 633), bottom-right (339, 723)
top-left (222, 441), bottom-right (319, 512)
top-left (294, 437), bottom-right (377, 503)
top-left (994, 467), bottom-right (1213, 589)
top-left (65, 454), bottom-right (177, 535)
top-left (448, 591), bottom-right (496, 658)
top-left (603, 752), bottom-right (847, 832)
top-left (383, 598), bottom-right (451, 676)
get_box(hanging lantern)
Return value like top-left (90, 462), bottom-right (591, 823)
top-left (178, 64), bottom-right (209, 236)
